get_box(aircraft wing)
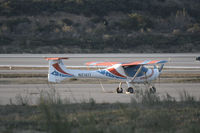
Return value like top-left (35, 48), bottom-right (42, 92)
top-left (86, 61), bottom-right (120, 67)
top-left (86, 60), bottom-right (167, 67)
top-left (121, 60), bottom-right (168, 66)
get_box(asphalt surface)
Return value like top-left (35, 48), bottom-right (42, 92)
top-left (0, 83), bottom-right (200, 105)
top-left (0, 54), bottom-right (199, 105)
top-left (0, 53), bottom-right (200, 74)
top-left (0, 53), bottom-right (199, 67)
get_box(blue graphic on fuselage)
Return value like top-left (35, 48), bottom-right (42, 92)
top-left (97, 70), bottom-right (126, 79)
top-left (51, 71), bottom-right (73, 77)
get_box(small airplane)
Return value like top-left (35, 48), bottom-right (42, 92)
top-left (46, 57), bottom-right (167, 93)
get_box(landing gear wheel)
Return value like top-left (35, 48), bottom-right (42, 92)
top-left (116, 87), bottom-right (123, 93)
top-left (150, 86), bottom-right (156, 93)
top-left (127, 87), bottom-right (134, 93)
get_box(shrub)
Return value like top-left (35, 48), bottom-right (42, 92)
top-left (62, 18), bottom-right (73, 26)
top-left (0, 36), bottom-right (13, 45)
top-left (117, 13), bottom-right (153, 31)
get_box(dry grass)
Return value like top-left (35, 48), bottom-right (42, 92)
top-left (0, 76), bottom-right (200, 84)
top-left (0, 89), bottom-right (200, 133)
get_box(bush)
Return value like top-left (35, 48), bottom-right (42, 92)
top-left (117, 13), bottom-right (153, 31)
top-left (62, 18), bottom-right (73, 26)
top-left (0, 0), bottom-right (198, 19)
top-left (0, 36), bottom-right (13, 45)
top-left (1, 18), bottom-right (31, 32)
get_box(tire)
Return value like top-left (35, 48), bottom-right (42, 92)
top-left (116, 87), bottom-right (123, 93)
top-left (150, 86), bottom-right (156, 93)
top-left (127, 87), bottom-right (134, 93)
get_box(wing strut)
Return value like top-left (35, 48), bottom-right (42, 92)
top-left (131, 65), bottom-right (143, 82)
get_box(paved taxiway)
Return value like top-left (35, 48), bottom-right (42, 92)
top-left (0, 83), bottom-right (199, 105)
top-left (0, 53), bottom-right (200, 74)
top-left (0, 53), bottom-right (199, 67)
top-left (0, 54), bottom-right (199, 105)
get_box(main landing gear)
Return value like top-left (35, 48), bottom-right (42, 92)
top-left (146, 83), bottom-right (156, 94)
top-left (116, 82), bottom-right (134, 94)
top-left (149, 86), bottom-right (156, 93)
top-left (116, 82), bottom-right (157, 94)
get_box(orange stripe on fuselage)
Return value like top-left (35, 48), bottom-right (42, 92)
top-left (107, 68), bottom-right (126, 78)
top-left (53, 63), bottom-right (73, 76)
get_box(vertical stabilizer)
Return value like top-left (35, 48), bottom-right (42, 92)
top-left (46, 58), bottom-right (73, 83)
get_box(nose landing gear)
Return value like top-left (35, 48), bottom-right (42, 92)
top-left (127, 87), bottom-right (134, 93)
top-left (116, 81), bottom-right (157, 94)
top-left (145, 83), bottom-right (156, 93)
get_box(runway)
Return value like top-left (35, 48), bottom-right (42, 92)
top-left (0, 53), bottom-right (199, 67)
top-left (0, 83), bottom-right (199, 105)
top-left (0, 53), bottom-right (199, 105)
top-left (0, 53), bottom-right (200, 74)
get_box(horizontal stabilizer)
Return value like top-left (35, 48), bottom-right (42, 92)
top-left (45, 57), bottom-right (68, 60)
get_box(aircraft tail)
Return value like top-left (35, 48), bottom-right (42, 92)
top-left (46, 57), bottom-right (74, 83)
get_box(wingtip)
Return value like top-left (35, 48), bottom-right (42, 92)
top-left (159, 60), bottom-right (168, 64)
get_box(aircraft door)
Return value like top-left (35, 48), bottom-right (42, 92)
top-left (123, 65), bottom-right (148, 78)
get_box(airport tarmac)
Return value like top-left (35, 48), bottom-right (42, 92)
top-left (0, 53), bottom-right (199, 67)
top-left (0, 53), bottom-right (200, 74)
top-left (0, 83), bottom-right (199, 105)
top-left (0, 54), bottom-right (199, 105)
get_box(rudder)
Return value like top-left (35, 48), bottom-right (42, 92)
top-left (46, 58), bottom-right (74, 83)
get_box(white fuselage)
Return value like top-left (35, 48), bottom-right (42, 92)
top-left (66, 67), bottom-right (160, 83)
top-left (48, 59), bottom-right (161, 83)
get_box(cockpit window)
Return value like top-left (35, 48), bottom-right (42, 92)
top-left (123, 65), bottom-right (148, 77)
